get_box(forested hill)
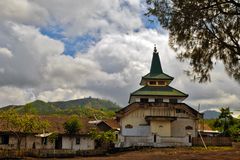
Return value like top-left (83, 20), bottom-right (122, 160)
top-left (202, 110), bottom-right (220, 119)
top-left (0, 97), bottom-right (121, 118)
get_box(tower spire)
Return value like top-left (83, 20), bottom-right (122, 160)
top-left (154, 44), bottom-right (157, 53)
top-left (150, 45), bottom-right (163, 75)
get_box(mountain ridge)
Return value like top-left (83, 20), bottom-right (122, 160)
top-left (0, 97), bottom-right (121, 118)
top-left (202, 110), bottom-right (220, 119)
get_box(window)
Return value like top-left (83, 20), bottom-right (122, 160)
top-left (176, 109), bottom-right (185, 113)
top-left (140, 98), bottom-right (148, 103)
top-left (42, 137), bottom-right (48, 145)
top-left (185, 126), bottom-right (193, 130)
top-left (149, 81), bottom-right (157, 85)
top-left (155, 98), bottom-right (163, 103)
top-left (76, 137), bottom-right (80, 145)
top-left (0, 135), bottom-right (9, 144)
top-left (169, 99), bottom-right (177, 103)
top-left (125, 124), bottom-right (133, 129)
top-left (158, 81), bottom-right (165, 85)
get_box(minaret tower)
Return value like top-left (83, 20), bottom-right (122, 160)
top-left (129, 46), bottom-right (188, 103)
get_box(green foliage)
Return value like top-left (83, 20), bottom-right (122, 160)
top-left (0, 109), bottom-right (50, 149)
top-left (0, 109), bottom-right (49, 133)
top-left (90, 128), bottom-right (116, 143)
top-left (64, 115), bottom-right (82, 135)
top-left (51, 97), bottom-right (120, 111)
top-left (146, 0), bottom-right (240, 82)
top-left (204, 119), bottom-right (217, 130)
top-left (22, 103), bottom-right (37, 114)
top-left (48, 133), bottom-right (59, 143)
top-left (229, 123), bottom-right (240, 142)
top-left (213, 107), bottom-right (234, 136)
top-left (0, 98), bottom-right (120, 118)
top-left (213, 107), bottom-right (240, 141)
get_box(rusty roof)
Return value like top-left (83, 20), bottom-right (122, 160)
top-left (0, 115), bottom-right (97, 135)
top-left (102, 119), bottom-right (120, 130)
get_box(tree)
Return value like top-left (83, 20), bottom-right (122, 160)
top-left (214, 107), bottom-right (234, 136)
top-left (63, 115), bottom-right (82, 149)
top-left (146, 0), bottom-right (240, 82)
top-left (0, 109), bottom-right (49, 150)
top-left (89, 128), bottom-right (116, 149)
top-left (228, 123), bottom-right (240, 142)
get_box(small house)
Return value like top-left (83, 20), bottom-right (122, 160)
top-left (0, 116), bottom-right (95, 151)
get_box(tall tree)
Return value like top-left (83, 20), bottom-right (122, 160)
top-left (63, 115), bottom-right (82, 149)
top-left (0, 109), bottom-right (49, 149)
top-left (214, 107), bottom-right (234, 136)
top-left (146, 0), bottom-right (240, 82)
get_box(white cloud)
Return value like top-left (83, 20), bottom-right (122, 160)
top-left (0, 47), bottom-right (13, 58)
top-left (0, 68), bottom-right (4, 74)
top-left (0, 22), bottom-right (64, 87)
top-left (44, 0), bottom-right (142, 36)
top-left (0, 0), bottom-right (49, 26)
top-left (0, 0), bottom-right (239, 113)
top-left (0, 86), bottom-right (35, 106)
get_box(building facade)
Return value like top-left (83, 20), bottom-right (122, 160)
top-left (116, 46), bottom-right (203, 147)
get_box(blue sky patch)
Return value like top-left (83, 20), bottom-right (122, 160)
top-left (40, 26), bottom-right (98, 56)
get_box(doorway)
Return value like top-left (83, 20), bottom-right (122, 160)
top-left (55, 136), bottom-right (62, 149)
top-left (154, 134), bottom-right (157, 143)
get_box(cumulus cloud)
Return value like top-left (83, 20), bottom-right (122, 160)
top-left (37, 0), bottom-right (142, 36)
top-left (0, 47), bottom-right (13, 58)
top-left (0, 0), bottom-right (239, 113)
top-left (0, 0), bottom-right (49, 26)
top-left (0, 86), bottom-right (35, 106)
top-left (0, 22), bottom-right (64, 88)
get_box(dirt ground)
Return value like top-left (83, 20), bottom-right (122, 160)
top-left (49, 147), bottom-right (240, 160)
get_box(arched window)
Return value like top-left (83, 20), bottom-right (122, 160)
top-left (125, 124), bottom-right (133, 129)
top-left (185, 126), bottom-right (193, 130)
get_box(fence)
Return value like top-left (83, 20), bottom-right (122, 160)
top-left (0, 149), bottom-right (106, 158)
top-left (192, 137), bottom-right (232, 146)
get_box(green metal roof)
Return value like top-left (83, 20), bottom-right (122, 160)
top-left (130, 86), bottom-right (188, 97)
top-left (150, 46), bottom-right (163, 75)
top-left (142, 73), bottom-right (173, 80)
top-left (142, 46), bottom-right (173, 80)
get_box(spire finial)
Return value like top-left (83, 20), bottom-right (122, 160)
top-left (150, 44), bottom-right (163, 74)
top-left (154, 44), bottom-right (157, 53)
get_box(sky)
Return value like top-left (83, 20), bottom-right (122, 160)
top-left (0, 0), bottom-right (239, 112)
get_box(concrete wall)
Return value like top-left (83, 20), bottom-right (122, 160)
top-left (62, 136), bottom-right (95, 150)
top-left (151, 120), bottom-right (171, 136)
top-left (0, 134), bottom-right (95, 151)
top-left (0, 135), bottom-right (54, 150)
top-left (0, 135), bottom-right (15, 149)
top-left (122, 126), bottom-right (150, 136)
top-left (120, 105), bottom-right (198, 137)
top-left (120, 107), bottom-right (194, 138)
top-left (120, 107), bottom-right (189, 128)
top-left (171, 118), bottom-right (197, 137)
top-left (116, 134), bottom-right (191, 148)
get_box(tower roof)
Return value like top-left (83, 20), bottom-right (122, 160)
top-left (130, 86), bottom-right (188, 97)
top-left (150, 46), bottom-right (163, 75)
top-left (140, 46), bottom-right (173, 84)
